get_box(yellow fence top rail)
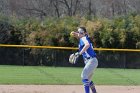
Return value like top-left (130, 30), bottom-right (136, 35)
top-left (0, 44), bottom-right (140, 52)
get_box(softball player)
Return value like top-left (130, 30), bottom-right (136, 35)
top-left (71, 27), bottom-right (98, 93)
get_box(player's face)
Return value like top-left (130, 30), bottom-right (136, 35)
top-left (77, 28), bottom-right (86, 38)
top-left (78, 32), bottom-right (86, 38)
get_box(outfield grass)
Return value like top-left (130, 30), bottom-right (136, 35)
top-left (0, 65), bottom-right (140, 85)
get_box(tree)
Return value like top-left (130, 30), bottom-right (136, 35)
top-left (59, 0), bottom-right (80, 16)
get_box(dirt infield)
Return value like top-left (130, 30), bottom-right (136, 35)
top-left (0, 85), bottom-right (140, 93)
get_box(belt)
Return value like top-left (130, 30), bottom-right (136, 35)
top-left (84, 57), bottom-right (92, 61)
top-left (85, 56), bottom-right (95, 60)
top-left (86, 57), bottom-right (92, 59)
top-left (85, 55), bottom-right (96, 59)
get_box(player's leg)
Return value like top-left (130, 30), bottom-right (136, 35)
top-left (88, 74), bottom-right (96, 93)
top-left (81, 58), bottom-right (98, 93)
top-left (82, 79), bottom-right (90, 93)
top-left (81, 62), bottom-right (90, 93)
top-left (88, 58), bottom-right (98, 93)
top-left (82, 79), bottom-right (96, 93)
top-left (81, 59), bottom-right (91, 93)
top-left (90, 80), bottom-right (97, 93)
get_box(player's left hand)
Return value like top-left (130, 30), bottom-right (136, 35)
top-left (69, 52), bottom-right (80, 64)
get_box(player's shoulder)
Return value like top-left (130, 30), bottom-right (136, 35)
top-left (81, 36), bottom-right (89, 43)
top-left (81, 36), bottom-right (90, 41)
top-left (81, 36), bottom-right (87, 40)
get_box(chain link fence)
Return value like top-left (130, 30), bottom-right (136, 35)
top-left (0, 46), bottom-right (140, 69)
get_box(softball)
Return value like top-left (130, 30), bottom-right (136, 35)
top-left (70, 31), bottom-right (74, 37)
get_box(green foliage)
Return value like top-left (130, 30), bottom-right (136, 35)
top-left (0, 20), bottom-right (22, 44)
top-left (96, 14), bottom-right (140, 49)
top-left (0, 14), bottom-right (140, 49)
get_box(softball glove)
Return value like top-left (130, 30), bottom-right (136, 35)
top-left (69, 52), bottom-right (80, 64)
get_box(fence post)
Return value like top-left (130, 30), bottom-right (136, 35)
top-left (123, 52), bottom-right (126, 69)
top-left (22, 48), bottom-right (25, 66)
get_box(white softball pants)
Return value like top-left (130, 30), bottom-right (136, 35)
top-left (81, 57), bottom-right (98, 82)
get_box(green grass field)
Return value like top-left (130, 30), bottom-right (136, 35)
top-left (0, 65), bottom-right (140, 85)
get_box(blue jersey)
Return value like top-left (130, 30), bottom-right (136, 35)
top-left (79, 36), bottom-right (96, 59)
